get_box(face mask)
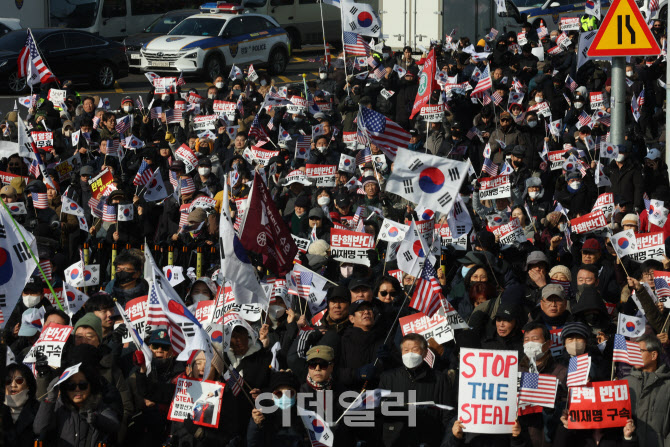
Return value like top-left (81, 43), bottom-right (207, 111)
top-left (565, 340), bottom-right (586, 356)
top-left (317, 196), bottom-right (330, 206)
top-left (574, 102), bottom-right (584, 109)
top-left (319, 73), bottom-right (327, 80)
top-left (383, 52), bottom-right (390, 59)
top-left (268, 304), bottom-right (286, 320)
top-left (559, 223), bottom-right (566, 231)
top-left (529, 191), bottom-right (539, 199)
top-left (523, 341), bottom-right (545, 360)
top-left (260, 79), bottom-right (267, 86)
top-left (363, 170), bottom-right (374, 177)
top-left (402, 352), bottom-right (424, 369)
top-left (198, 167), bottom-right (211, 176)
top-left (616, 154), bottom-right (626, 162)
top-left (22, 294), bottom-right (41, 308)
top-left (191, 293), bottom-right (209, 303)
top-left (293, 117), bottom-right (303, 123)
top-left (232, 90), bottom-right (241, 98)
top-left (461, 265), bottom-right (471, 278)
top-left (215, 82), bottom-right (224, 89)
top-left (64, 130), bottom-right (72, 138)
top-left (115, 271), bottom-right (135, 285)
top-left (4, 389), bottom-right (29, 409)
top-left (273, 394), bottom-right (296, 410)
top-left (550, 35), bottom-right (557, 42)
top-left (208, 94), bottom-right (216, 100)
top-left (123, 105), bottom-right (132, 113)
top-left (569, 181), bottom-right (582, 190)
top-left (340, 265), bottom-right (354, 278)
top-left (626, 71), bottom-right (633, 77)
top-left (316, 146), bottom-right (327, 153)
top-left (161, 94), bottom-right (170, 102)
top-left (527, 120), bottom-right (537, 128)
top-left (535, 96), bottom-right (543, 103)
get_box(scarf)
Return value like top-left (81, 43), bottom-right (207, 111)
top-left (306, 374), bottom-right (333, 391)
top-left (5, 389), bottom-right (29, 422)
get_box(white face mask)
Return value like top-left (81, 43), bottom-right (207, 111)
top-left (64, 130), bottom-right (72, 138)
top-left (574, 102), bottom-right (584, 109)
top-left (570, 181), bottom-right (582, 190)
top-left (198, 167), bottom-right (211, 176)
top-left (523, 341), bottom-right (545, 360)
top-left (317, 196), bottom-right (330, 206)
top-left (316, 145), bottom-right (327, 153)
top-left (22, 294), bottom-right (41, 308)
top-left (535, 96), bottom-right (543, 103)
top-left (208, 94), bottom-right (216, 100)
top-left (363, 169), bottom-right (373, 177)
top-left (616, 154), bottom-right (626, 162)
top-left (260, 79), bottom-right (267, 86)
top-left (527, 120), bottom-right (537, 128)
top-left (565, 340), bottom-right (586, 356)
top-left (268, 304), bottom-right (286, 320)
top-left (340, 265), bottom-right (354, 278)
top-left (215, 82), bottom-right (224, 89)
top-left (550, 35), bottom-right (557, 42)
top-left (161, 94), bottom-right (170, 102)
top-left (123, 105), bottom-right (132, 113)
top-left (626, 71), bottom-right (633, 77)
top-left (528, 191), bottom-right (539, 199)
top-left (558, 222), bottom-right (567, 232)
top-left (319, 73), bottom-right (327, 80)
top-left (402, 352), bottom-right (424, 369)
top-left (191, 293), bottom-right (209, 303)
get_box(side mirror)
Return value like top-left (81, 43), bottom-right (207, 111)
top-left (549, 2), bottom-right (560, 7)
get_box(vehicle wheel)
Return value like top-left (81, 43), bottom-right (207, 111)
top-left (287, 28), bottom-right (301, 50)
top-left (267, 48), bottom-right (288, 75)
top-left (204, 54), bottom-right (224, 82)
top-left (7, 71), bottom-right (27, 94)
top-left (96, 63), bottom-right (116, 89)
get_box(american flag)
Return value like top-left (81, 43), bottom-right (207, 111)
top-left (177, 72), bottom-right (185, 86)
top-left (487, 28), bottom-right (499, 40)
top-left (31, 192), bottom-right (48, 209)
top-left (654, 277), bottom-right (670, 297)
top-left (566, 353), bottom-right (591, 387)
top-left (343, 31), bottom-right (370, 56)
top-left (115, 115), bottom-right (131, 134)
top-left (643, 192), bottom-right (651, 212)
top-left (470, 65), bottom-right (492, 98)
top-left (103, 205), bottom-right (117, 223)
top-left (613, 334), bottom-right (644, 367)
top-left (518, 373), bottom-right (558, 407)
top-left (88, 197), bottom-right (101, 218)
top-left (150, 107), bottom-right (162, 119)
top-left (637, 88), bottom-right (645, 107)
top-left (29, 158), bottom-right (40, 178)
top-left (482, 157), bottom-right (498, 176)
top-left (17, 30), bottom-right (57, 84)
top-left (593, 109), bottom-right (611, 126)
top-left (92, 116), bottom-right (101, 130)
top-left (424, 348), bottom-right (435, 368)
top-left (410, 262), bottom-right (443, 318)
top-left (536, 26), bottom-right (548, 38)
top-left (39, 259), bottom-right (53, 281)
top-left (565, 75), bottom-right (578, 92)
top-left (466, 127), bottom-right (481, 140)
top-left (491, 91), bottom-right (503, 105)
top-left (147, 286), bottom-right (185, 353)
top-left (356, 146), bottom-right (372, 165)
top-left (179, 177), bottom-right (196, 194)
top-left (578, 111), bottom-right (592, 128)
top-left (134, 160), bottom-right (154, 186)
top-left (294, 270), bottom-right (312, 299)
top-left (296, 135), bottom-right (311, 152)
top-left (357, 106), bottom-right (410, 158)
top-left (248, 114), bottom-right (269, 143)
top-left (482, 92), bottom-right (493, 105)
top-left (370, 60), bottom-right (386, 81)
top-left (512, 77), bottom-right (524, 92)
top-left (650, 0), bottom-right (660, 15)
top-left (225, 367), bottom-right (244, 396)
top-left (165, 108), bottom-right (182, 123)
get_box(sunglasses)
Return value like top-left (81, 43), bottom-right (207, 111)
top-left (63, 381), bottom-right (89, 392)
top-left (5, 376), bottom-right (25, 386)
top-left (308, 361), bottom-right (332, 370)
top-left (379, 290), bottom-right (396, 297)
top-left (500, 118), bottom-right (511, 122)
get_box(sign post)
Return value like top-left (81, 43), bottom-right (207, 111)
top-left (587, 0), bottom-right (660, 147)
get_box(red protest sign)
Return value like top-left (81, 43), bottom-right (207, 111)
top-left (567, 380), bottom-right (631, 429)
top-left (570, 210), bottom-right (608, 234)
top-left (89, 169), bottom-right (114, 200)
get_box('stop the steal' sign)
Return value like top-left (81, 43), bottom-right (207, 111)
top-left (458, 348), bottom-right (519, 434)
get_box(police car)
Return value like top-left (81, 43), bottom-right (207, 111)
top-left (139, 3), bottom-right (290, 80)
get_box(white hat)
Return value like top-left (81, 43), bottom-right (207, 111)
top-left (645, 148), bottom-right (662, 160)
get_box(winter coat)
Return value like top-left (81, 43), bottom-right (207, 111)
top-left (336, 326), bottom-right (385, 391)
top-left (3, 397), bottom-right (40, 446)
top-left (553, 424), bottom-right (638, 447)
top-left (605, 158), bottom-right (644, 211)
top-left (247, 407), bottom-right (309, 447)
top-left (624, 364), bottom-right (670, 447)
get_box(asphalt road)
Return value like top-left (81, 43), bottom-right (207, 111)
top-left (0, 46), bottom-right (326, 115)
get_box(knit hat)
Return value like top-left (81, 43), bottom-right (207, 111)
top-left (549, 265), bottom-right (572, 282)
top-left (621, 213), bottom-right (639, 227)
top-left (269, 371), bottom-right (300, 392)
top-left (74, 313), bottom-right (103, 343)
top-left (543, 211), bottom-right (562, 228)
top-left (561, 322), bottom-right (590, 341)
top-left (308, 239), bottom-right (330, 257)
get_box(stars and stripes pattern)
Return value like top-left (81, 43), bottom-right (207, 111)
top-left (147, 286), bottom-right (186, 353)
top-left (409, 262), bottom-right (443, 318)
top-left (294, 270), bottom-right (312, 299)
top-left (491, 91), bottom-right (503, 105)
top-left (370, 60), bottom-right (386, 81)
top-left (470, 66), bottom-right (492, 98)
top-left (613, 334), bottom-right (644, 367)
top-left (103, 205), bottom-right (117, 223)
top-left (31, 192), bottom-right (48, 209)
top-left (150, 107), bottom-right (162, 119)
top-left (115, 115), bottom-right (131, 134)
top-left (29, 158), bottom-right (40, 178)
top-left (225, 367), bottom-right (244, 396)
top-left (518, 373), bottom-right (558, 407)
top-left (134, 160), bottom-right (154, 186)
top-left (17, 30), bottom-right (57, 84)
top-left (578, 111), bottom-right (592, 128)
top-left (38, 259), bottom-right (53, 281)
top-left (343, 31), bottom-right (370, 56)
top-left (566, 353), bottom-right (591, 387)
top-left (637, 88), bottom-right (646, 107)
top-left (482, 157), bottom-right (498, 176)
top-left (179, 177), bottom-right (196, 195)
top-left (565, 75), bottom-right (578, 92)
top-left (357, 106), bottom-right (410, 159)
top-left (356, 146), bottom-right (372, 165)
top-left (248, 114), bottom-right (269, 143)
top-left (654, 277), bottom-right (670, 298)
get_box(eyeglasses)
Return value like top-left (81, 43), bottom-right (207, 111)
top-left (308, 361), bottom-right (332, 370)
top-left (379, 290), bottom-right (396, 297)
top-left (5, 376), bottom-right (25, 386)
top-left (63, 381), bottom-right (89, 392)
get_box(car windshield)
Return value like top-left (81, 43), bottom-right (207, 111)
top-left (145, 14), bottom-right (190, 33)
top-left (0, 30), bottom-right (31, 52)
top-left (50, 0), bottom-right (98, 29)
top-left (168, 18), bottom-right (224, 36)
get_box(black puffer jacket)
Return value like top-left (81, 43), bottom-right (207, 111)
top-left (605, 158), bottom-right (644, 211)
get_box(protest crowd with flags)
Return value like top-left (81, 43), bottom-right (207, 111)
top-left (3, 3), bottom-right (670, 447)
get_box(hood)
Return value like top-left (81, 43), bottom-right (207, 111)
top-left (144, 35), bottom-right (217, 51)
top-left (124, 33), bottom-right (162, 48)
top-left (572, 285), bottom-right (607, 316)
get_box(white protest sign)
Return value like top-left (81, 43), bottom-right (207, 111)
top-left (478, 175), bottom-right (511, 200)
top-left (491, 218), bottom-right (527, 249)
top-left (168, 377), bottom-right (224, 428)
top-left (24, 323), bottom-right (73, 368)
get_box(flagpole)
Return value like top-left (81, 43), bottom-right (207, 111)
top-left (29, 28), bottom-right (59, 88)
top-left (0, 199), bottom-right (63, 310)
top-left (318, 0), bottom-right (329, 65)
top-left (339, 5), bottom-right (350, 96)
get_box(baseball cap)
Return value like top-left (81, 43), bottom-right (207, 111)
top-left (349, 299), bottom-right (373, 315)
top-left (306, 345), bottom-right (334, 362)
top-left (348, 278), bottom-right (372, 291)
top-left (542, 284), bottom-right (566, 300)
top-left (149, 329), bottom-right (171, 346)
top-left (646, 148), bottom-right (662, 160)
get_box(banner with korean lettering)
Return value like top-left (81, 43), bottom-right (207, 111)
top-left (399, 311), bottom-right (454, 344)
top-left (213, 100), bottom-right (236, 121)
top-left (570, 210), bottom-right (608, 234)
top-left (222, 282), bottom-right (262, 321)
top-left (168, 377), bottom-right (224, 428)
top-left (175, 144), bottom-right (199, 173)
top-left (305, 164), bottom-right (337, 187)
top-left (124, 295), bottom-right (151, 341)
top-left (548, 150), bottom-right (569, 170)
top-left (590, 92), bottom-right (604, 109)
top-left (491, 218), bottom-right (527, 249)
top-left (31, 131), bottom-right (53, 151)
top-left (442, 300), bottom-right (469, 329)
top-left (592, 193), bottom-right (614, 220)
top-left (549, 328), bottom-right (564, 357)
top-left (291, 234), bottom-right (311, 253)
top-left (437, 223), bottom-right (468, 251)
top-left (478, 175), bottom-right (511, 201)
top-left (629, 232), bottom-right (665, 263)
top-left (89, 169), bottom-right (114, 200)
top-left (458, 348), bottom-right (519, 434)
top-left (567, 381), bottom-right (631, 429)
top-left (251, 146), bottom-right (279, 166)
top-left (330, 228), bottom-right (374, 266)
top-left (192, 115), bottom-right (218, 131)
top-left (24, 323), bottom-right (73, 368)
top-left (0, 171), bottom-right (28, 185)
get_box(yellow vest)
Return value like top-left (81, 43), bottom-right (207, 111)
top-left (581, 15), bottom-right (597, 31)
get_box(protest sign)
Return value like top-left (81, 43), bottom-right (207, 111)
top-left (195, 300), bottom-right (215, 324)
top-left (31, 131), bottom-right (54, 151)
top-left (478, 175), bottom-right (511, 200)
top-left (47, 88), bottom-right (67, 105)
top-left (567, 381), bottom-right (631, 429)
top-left (592, 193), bottom-right (614, 220)
top-left (549, 328), bottom-right (564, 357)
top-left (89, 169), bottom-right (114, 200)
top-left (175, 144), bottom-right (199, 173)
top-left (330, 228), bottom-right (374, 266)
top-left (291, 234), bottom-right (311, 253)
top-left (441, 300), bottom-right (469, 329)
top-left (55, 154), bottom-right (81, 181)
top-left (437, 223), bottom-right (468, 251)
top-left (221, 283), bottom-right (262, 321)
top-left (548, 150), bottom-right (569, 170)
top-left (213, 100), bottom-right (236, 121)
top-left (0, 171), bottom-right (28, 185)
top-left (305, 164), bottom-right (337, 187)
top-left (192, 115), bottom-right (218, 131)
top-left (168, 377), bottom-right (225, 428)
top-left (590, 92), bottom-right (604, 109)
top-left (491, 218), bottom-right (527, 249)
top-left (153, 77), bottom-right (177, 94)
top-left (400, 311), bottom-right (454, 344)
top-left (629, 232), bottom-right (665, 263)
top-left (570, 210), bottom-right (608, 234)
top-left (287, 96), bottom-right (307, 114)
top-left (560, 17), bottom-right (580, 30)
top-left (24, 323), bottom-right (73, 368)
top-left (420, 104), bottom-right (445, 122)
top-left (458, 348), bottom-right (519, 433)
top-left (251, 146), bottom-right (279, 166)
top-left (125, 295), bottom-right (151, 341)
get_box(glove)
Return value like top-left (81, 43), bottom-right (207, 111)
top-left (165, 131), bottom-right (176, 144)
top-left (357, 363), bottom-right (377, 380)
top-left (85, 410), bottom-right (97, 425)
top-left (111, 323), bottom-right (126, 344)
top-left (46, 377), bottom-right (59, 402)
top-left (35, 352), bottom-right (51, 377)
top-left (132, 350), bottom-right (146, 368)
top-left (376, 344), bottom-right (392, 360)
top-left (183, 415), bottom-right (198, 435)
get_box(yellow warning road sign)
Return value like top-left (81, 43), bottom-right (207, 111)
top-left (587, 0), bottom-right (661, 57)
